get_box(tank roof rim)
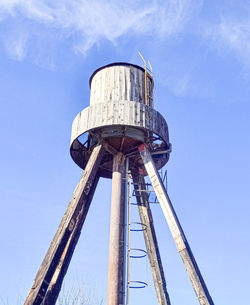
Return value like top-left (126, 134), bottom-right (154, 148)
top-left (89, 62), bottom-right (145, 87)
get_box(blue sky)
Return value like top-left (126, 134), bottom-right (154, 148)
top-left (0, 1), bottom-right (250, 304)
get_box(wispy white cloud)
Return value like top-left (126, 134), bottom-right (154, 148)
top-left (203, 16), bottom-right (250, 69)
top-left (219, 20), bottom-right (250, 67)
top-left (4, 29), bottom-right (27, 61)
top-left (0, 0), bottom-right (201, 61)
top-left (160, 65), bottom-right (215, 99)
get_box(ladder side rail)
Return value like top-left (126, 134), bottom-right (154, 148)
top-left (139, 144), bottom-right (214, 305)
top-left (132, 171), bottom-right (171, 305)
top-left (126, 172), bottom-right (132, 305)
top-left (138, 51), bottom-right (148, 106)
top-left (24, 144), bottom-right (105, 305)
top-left (41, 173), bottom-right (100, 305)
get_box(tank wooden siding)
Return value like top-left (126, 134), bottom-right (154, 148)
top-left (70, 63), bottom-right (170, 175)
top-left (70, 100), bottom-right (169, 148)
top-left (90, 64), bottom-right (153, 107)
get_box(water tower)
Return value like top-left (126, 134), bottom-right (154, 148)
top-left (24, 62), bottom-right (214, 305)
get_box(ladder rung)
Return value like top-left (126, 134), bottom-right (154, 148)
top-left (129, 248), bottom-right (147, 258)
top-left (128, 280), bottom-right (148, 289)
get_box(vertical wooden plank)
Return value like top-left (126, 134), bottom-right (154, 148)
top-left (100, 69), bottom-right (104, 104)
top-left (121, 66), bottom-right (126, 101)
top-left (124, 66), bottom-right (128, 101)
top-left (139, 144), bottom-right (214, 305)
top-left (140, 69), bottom-right (144, 103)
top-left (104, 68), bottom-right (108, 102)
top-left (111, 65), bottom-right (115, 101)
top-left (127, 66), bottom-right (131, 102)
top-left (131, 67), bottom-right (135, 102)
top-left (134, 67), bottom-right (138, 102)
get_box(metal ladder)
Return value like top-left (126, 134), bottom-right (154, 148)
top-left (126, 171), bottom-right (148, 305)
top-left (125, 169), bottom-right (171, 305)
top-left (138, 52), bottom-right (154, 107)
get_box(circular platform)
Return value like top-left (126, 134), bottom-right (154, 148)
top-left (70, 100), bottom-right (170, 177)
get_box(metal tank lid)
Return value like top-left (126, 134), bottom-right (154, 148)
top-left (89, 62), bottom-right (145, 87)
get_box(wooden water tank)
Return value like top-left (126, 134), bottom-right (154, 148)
top-left (70, 63), bottom-right (170, 177)
top-left (89, 63), bottom-right (154, 108)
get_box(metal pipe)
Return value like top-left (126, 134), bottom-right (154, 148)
top-left (126, 172), bottom-right (132, 305)
top-left (107, 152), bottom-right (126, 305)
top-left (123, 157), bottom-right (129, 304)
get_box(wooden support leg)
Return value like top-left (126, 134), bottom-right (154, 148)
top-left (24, 144), bottom-right (105, 305)
top-left (132, 171), bottom-right (171, 305)
top-left (139, 144), bottom-right (214, 305)
top-left (107, 152), bottom-right (126, 305)
top-left (41, 173), bottom-right (100, 305)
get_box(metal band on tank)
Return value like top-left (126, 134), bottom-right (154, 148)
top-left (89, 62), bottom-right (146, 88)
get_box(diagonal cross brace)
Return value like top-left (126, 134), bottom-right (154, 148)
top-left (24, 144), bottom-right (104, 305)
top-left (139, 144), bottom-right (214, 305)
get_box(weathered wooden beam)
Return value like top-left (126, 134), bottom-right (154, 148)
top-left (139, 144), bottom-right (214, 305)
top-left (132, 171), bottom-right (171, 305)
top-left (24, 144), bottom-right (104, 305)
top-left (107, 152), bottom-right (126, 305)
top-left (41, 173), bottom-right (100, 305)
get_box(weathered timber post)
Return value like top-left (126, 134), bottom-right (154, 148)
top-left (139, 144), bottom-right (214, 305)
top-left (132, 171), bottom-right (171, 305)
top-left (41, 173), bottom-right (100, 305)
top-left (24, 145), bottom-right (104, 305)
top-left (107, 152), bottom-right (126, 305)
